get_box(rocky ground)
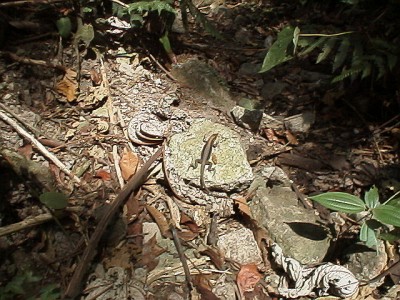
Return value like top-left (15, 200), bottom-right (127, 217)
top-left (0, 0), bottom-right (399, 299)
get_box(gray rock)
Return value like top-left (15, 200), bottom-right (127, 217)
top-left (217, 227), bottom-right (262, 264)
top-left (230, 105), bottom-right (263, 131)
top-left (284, 111), bottom-right (315, 133)
top-left (344, 242), bottom-right (387, 285)
top-left (250, 185), bottom-right (330, 264)
top-left (164, 119), bottom-right (254, 199)
top-left (171, 59), bottom-right (236, 112)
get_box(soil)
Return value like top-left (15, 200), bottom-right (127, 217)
top-left (0, 0), bottom-right (399, 299)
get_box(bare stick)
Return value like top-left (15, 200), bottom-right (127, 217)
top-left (64, 146), bottom-right (163, 299)
top-left (1, 51), bottom-right (66, 71)
top-left (170, 225), bottom-right (193, 293)
top-left (0, 0), bottom-right (64, 7)
top-left (148, 53), bottom-right (178, 82)
top-left (0, 207), bottom-right (82, 237)
top-left (0, 110), bottom-right (82, 185)
top-left (99, 56), bottom-right (124, 188)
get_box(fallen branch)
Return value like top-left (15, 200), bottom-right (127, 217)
top-left (0, 207), bottom-right (83, 237)
top-left (0, 109), bottom-right (82, 185)
top-left (0, 0), bottom-right (64, 7)
top-left (99, 56), bottom-right (124, 188)
top-left (1, 51), bottom-right (66, 72)
top-left (64, 146), bottom-right (163, 299)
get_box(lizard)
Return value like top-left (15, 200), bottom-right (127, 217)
top-left (191, 133), bottom-right (219, 193)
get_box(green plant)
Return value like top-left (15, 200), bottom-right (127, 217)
top-left (310, 186), bottom-right (400, 249)
top-left (0, 271), bottom-right (60, 300)
top-left (260, 26), bottom-right (399, 84)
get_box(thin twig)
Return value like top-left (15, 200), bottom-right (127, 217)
top-left (117, 107), bottom-right (135, 152)
top-left (63, 146), bottom-right (163, 299)
top-left (0, 0), bottom-right (64, 6)
top-left (111, 0), bottom-right (128, 7)
top-left (0, 102), bottom-right (63, 145)
top-left (148, 53), bottom-right (178, 82)
top-left (170, 225), bottom-right (193, 293)
top-left (1, 51), bottom-right (66, 72)
top-left (99, 56), bottom-right (125, 188)
top-left (0, 207), bottom-right (83, 237)
top-left (0, 109), bottom-right (82, 185)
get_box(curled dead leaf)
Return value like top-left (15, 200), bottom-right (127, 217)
top-left (146, 205), bottom-right (171, 238)
top-left (119, 148), bottom-right (139, 181)
top-left (56, 68), bottom-right (78, 102)
top-left (95, 169), bottom-right (111, 181)
top-left (237, 264), bottom-right (262, 297)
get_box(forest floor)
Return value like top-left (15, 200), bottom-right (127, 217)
top-left (0, 0), bottom-right (399, 299)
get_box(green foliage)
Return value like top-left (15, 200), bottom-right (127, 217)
top-left (56, 17), bottom-right (72, 39)
top-left (260, 24), bottom-right (399, 84)
top-left (0, 271), bottom-right (59, 300)
top-left (310, 192), bottom-right (366, 213)
top-left (39, 191), bottom-right (68, 210)
top-left (309, 186), bottom-right (400, 250)
top-left (259, 26), bottom-right (296, 73)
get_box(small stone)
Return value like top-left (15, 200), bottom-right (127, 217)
top-left (218, 227), bottom-right (262, 264)
top-left (284, 111), bottom-right (315, 133)
top-left (231, 106), bottom-right (263, 131)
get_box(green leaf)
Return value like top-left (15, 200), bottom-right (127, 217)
top-left (76, 24), bottom-right (94, 47)
top-left (386, 197), bottom-right (400, 208)
top-left (360, 220), bottom-right (379, 249)
top-left (259, 26), bottom-right (296, 73)
top-left (332, 37), bottom-right (350, 72)
top-left (332, 66), bottom-right (363, 83)
top-left (128, 1), bottom-right (175, 15)
top-left (298, 37), bottom-right (327, 57)
top-left (309, 192), bottom-right (366, 213)
top-left (159, 33), bottom-right (172, 54)
top-left (56, 17), bottom-right (72, 39)
top-left (373, 205), bottom-right (400, 227)
top-left (361, 61), bottom-right (371, 79)
top-left (39, 191), bottom-right (68, 210)
top-left (316, 38), bottom-right (336, 64)
top-left (379, 228), bottom-right (400, 242)
top-left (364, 185), bottom-right (379, 208)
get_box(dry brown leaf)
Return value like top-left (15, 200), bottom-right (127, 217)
top-left (146, 205), bottom-right (171, 238)
top-left (177, 229), bottom-right (199, 241)
top-left (18, 143), bottom-right (33, 159)
top-left (95, 169), bottom-right (111, 181)
top-left (199, 247), bottom-right (225, 270)
top-left (263, 128), bottom-right (286, 144)
top-left (90, 69), bottom-right (102, 85)
top-left (119, 148), bottom-right (139, 181)
top-left (234, 195), bottom-right (253, 218)
top-left (284, 130), bottom-right (299, 145)
top-left (237, 264), bottom-right (262, 298)
top-left (180, 212), bottom-right (200, 233)
top-left (136, 234), bottom-right (165, 271)
top-left (56, 68), bottom-right (78, 102)
top-left (166, 196), bottom-right (181, 230)
top-left (192, 274), bottom-right (219, 300)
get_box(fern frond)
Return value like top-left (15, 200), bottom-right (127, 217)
top-left (128, 1), bottom-right (175, 15)
top-left (332, 67), bottom-right (363, 83)
top-left (371, 38), bottom-right (398, 54)
top-left (366, 55), bottom-right (386, 79)
top-left (298, 37), bottom-right (328, 57)
top-left (185, 0), bottom-right (221, 38)
top-left (386, 53), bottom-right (398, 71)
top-left (361, 61), bottom-right (371, 79)
top-left (317, 38), bottom-right (337, 64)
top-left (333, 37), bottom-right (350, 72)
